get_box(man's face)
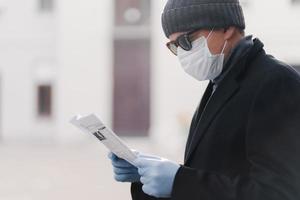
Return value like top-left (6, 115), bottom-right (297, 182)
top-left (168, 29), bottom-right (228, 56)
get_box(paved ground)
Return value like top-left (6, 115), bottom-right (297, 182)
top-left (0, 138), bottom-right (185, 200)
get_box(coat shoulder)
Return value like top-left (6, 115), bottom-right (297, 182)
top-left (255, 53), bottom-right (300, 81)
top-left (247, 52), bottom-right (300, 89)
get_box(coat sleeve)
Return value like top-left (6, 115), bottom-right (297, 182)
top-left (131, 182), bottom-right (171, 200)
top-left (171, 68), bottom-right (300, 200)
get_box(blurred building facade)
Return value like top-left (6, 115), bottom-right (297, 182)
top-left (0, 0), bottom-right (58, 142)
top-left (0, 0), bottom-right (299, 145)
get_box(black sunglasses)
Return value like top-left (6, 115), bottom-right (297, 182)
top-left (166, 29), bottom-right (199, 56)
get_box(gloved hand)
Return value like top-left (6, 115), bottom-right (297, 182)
top-left (133, 153), bottom-right (180, 198)
top-left (108, 152), bottom-right (140, 183)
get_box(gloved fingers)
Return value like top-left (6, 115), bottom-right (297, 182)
top-left (114, 174), bottom-right (137, 182)
top-left (113, 166), bottom-right (138, 175)
top-left (132, 149), bottom-right (156, 160)
top-left (134, 157), bottom-right (161, 168)
top-left (137, 164), bottom-right (150, 176)
top-left (138, 154), bottom-right (162, 160)
top-left (108, 152), bottom-right (118, 160)
top-left (108, 152), bottom-right (134, 165)
top-left (142, 184), bottom-right (156, 198)
top-left (111, 157), bottom-right (135, 168)
top-left (140, 176), bottom-right (151, 185)
top-left (131, 149), bottom-right (163, 160)
top-left (112, 160), bottom-right (135, 168)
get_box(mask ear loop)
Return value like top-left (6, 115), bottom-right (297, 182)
top-left (207, 28), bottom-right (215, 41)
top-left (221, 40), bottom-right (228, 54)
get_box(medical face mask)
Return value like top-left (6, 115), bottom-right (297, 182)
top-left (177, 32), bottom-right (227, 81)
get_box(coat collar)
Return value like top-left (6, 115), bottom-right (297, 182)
top-left (184, 38), bottom-right (265, 164)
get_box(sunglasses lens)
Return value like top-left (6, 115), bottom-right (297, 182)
top-left (167, 43), bottom-right (178, 55)
top-left (178, 36), bottom-right (192, 51)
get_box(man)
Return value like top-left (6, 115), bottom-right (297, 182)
top-left (109, 0), bottom-right (300, 199)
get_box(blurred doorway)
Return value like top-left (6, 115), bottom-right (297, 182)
top-left (113, 0), bottom-right (151, 136)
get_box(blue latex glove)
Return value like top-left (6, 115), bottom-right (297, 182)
top-left (133, 153), bottom-right (180, 198)
top-left (108, 152), bottom-right (140, 183)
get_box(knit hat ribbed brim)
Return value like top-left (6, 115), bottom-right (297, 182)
top-left (162, 0), bottom-right (245, 38)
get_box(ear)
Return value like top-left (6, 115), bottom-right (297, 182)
top-left (223, 27), bottom-right (236, 40)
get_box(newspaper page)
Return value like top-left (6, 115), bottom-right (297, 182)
top-left (70, 114), bottom-right (137, 165)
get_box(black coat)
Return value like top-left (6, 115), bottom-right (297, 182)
top-left (131, 39), bottom-right (300, 200)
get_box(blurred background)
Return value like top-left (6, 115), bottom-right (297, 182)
top-left (0, 0), bottom-right (299, 199)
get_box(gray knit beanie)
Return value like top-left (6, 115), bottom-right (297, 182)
top-left (161, 0), bottom-right (245, 38)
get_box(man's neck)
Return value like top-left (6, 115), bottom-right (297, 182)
top-left (224, 34), bottom-right (245, 60)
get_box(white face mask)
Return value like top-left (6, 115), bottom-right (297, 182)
top-left (178, 31), bottom-right (227, 81)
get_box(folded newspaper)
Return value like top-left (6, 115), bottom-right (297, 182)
top-left (70, 114), bottom-right (137, 165)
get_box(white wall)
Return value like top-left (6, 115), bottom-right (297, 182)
top-left (244, 0), bottom-right (300, 64)
top-left (56, 0), bottom-right (113, 142)
top-left (0, 0), bottom-right (58, 141)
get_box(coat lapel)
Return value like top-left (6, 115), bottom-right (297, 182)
top-left (185, 78), bottom-right (240, 163)
top-left (184, 82), bottom-right (215, 160)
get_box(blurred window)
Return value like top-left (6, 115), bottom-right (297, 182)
top-left (292, 0), bottom-right (300, 4)
top-left (39, 0), bottom-right (54, 12)
top-left (115, 0), bottom-right (150, 26)
top-left (37, 85), bottom-right (52, 117)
